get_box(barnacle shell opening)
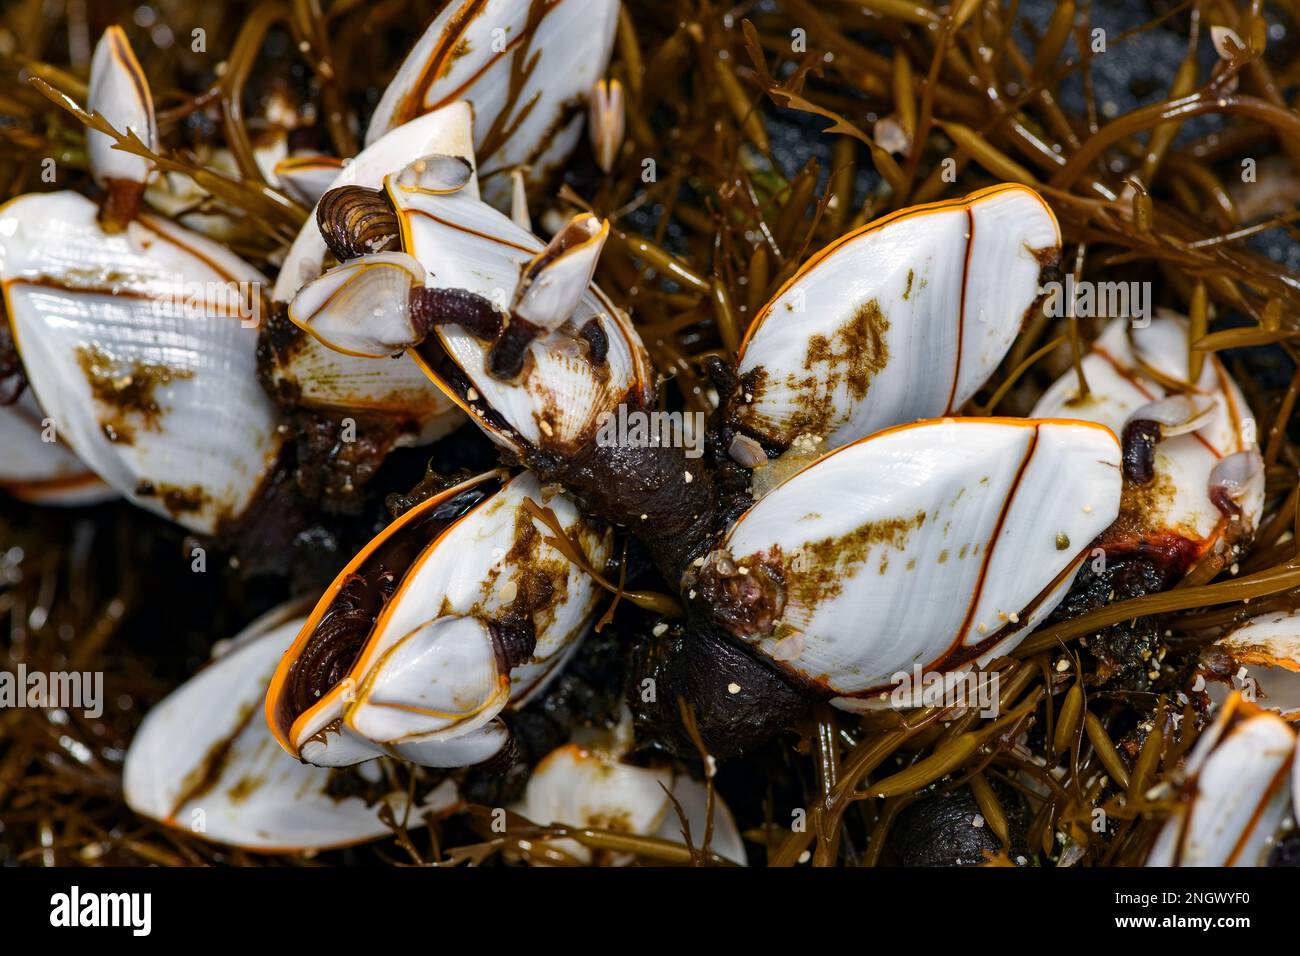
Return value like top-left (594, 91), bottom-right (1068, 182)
top-left (1031, 314), bottom-right (1263, 568)
top-left (588, 78), bottom-right (625, 175)
top-left (731, 184), bottom-right (1061, 452)
top-left (387, 174), bottom-right (652, 454)
top-left (0, 191), bottom-right (282, 534)
top-left (265, 469), bottom-right (612, 767)
top-left (694, 418), bottom-right (1121, 703)
top-left (1147, 694), bottom-right (1297, 867)
top-left (124, 603), bottom-right (460, 852)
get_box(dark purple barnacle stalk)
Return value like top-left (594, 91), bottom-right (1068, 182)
top-left (408, 287), bottom-right (504, 342)
top-left (1119, 395), bottom-right (1216, 486)
top-left (1121, 418), bottom-right (1162, 485)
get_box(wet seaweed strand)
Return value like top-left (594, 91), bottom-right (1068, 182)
top-left (6, 0), bottom-right (1300, 868)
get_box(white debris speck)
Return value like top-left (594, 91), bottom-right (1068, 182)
top-left (1145, 782), bottom-right (1170, 802)
top-left (684, 471), bottom-right (693, 484)
top-left (977, 623), bottom-right (988, 634)
top-left (1008, 612), bottom-right (1019, 624)
top-left (499, 579), bottom-right (518, 603)
top-left (652, 622), bottom-right (669, 637)
top-left (640, 513), bottom-right (648, 520)
top-left (1083, 503), bottom-right (1093, 513)
top-left (539, 420), bottom-right (554, 437)
top-left (1056, 658), bottom-right (1070, 672)
top-left (466, 388), bottom-right (479, 401)
top-left (727, 682), bottom-right (741, 694)
top-left (972, 814), bottom-right (985, 829)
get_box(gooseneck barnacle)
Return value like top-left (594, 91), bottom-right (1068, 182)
top-left (7, 2), bottom-right (1297, 870)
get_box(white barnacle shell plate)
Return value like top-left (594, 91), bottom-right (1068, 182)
top-left (289, 251), bottom-right (427, 359)
top-left (346, 615), bottom-right (515, 766)
top-left (265, 330), bottom-right (461, 446)
top-left (0, 390), bottom-right (115, 505)
top-left (1031, 314), bottom-right (1262, 548)
top-left (268, 470), bottom-right (613, 767)
top-left (1147, 695), bottom-right (1296, 867)
top-left (391, 181), bottom-right (651, 453)
top-left (273, 103), bottom-right (478, 302)
top-left (270, 106), bottom-right (475, 439)
top-left (713, 418), bottom-right (1121, 703)
top-left (366, 0), bottom-right (619, 206)
top-left (124, 603), bottom-right (460, 853)
top-left (733, 185), bottom-right (1060, 451)
top-left (1204, 609), bottom-right (1300, 721)
top-left (0, 192), bottom-right (281, 533)
top-left (517, 741), bottom-right (747, 866)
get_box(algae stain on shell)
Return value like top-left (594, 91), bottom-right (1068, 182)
top-left (77, 344), bottom-right (193, 444)
top-left (740, 297), bottom-right (891, 445)
top-left (780, 508), bottom-right (927, 609)
top-left (1109, 468), bottom-right (1187, 542)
